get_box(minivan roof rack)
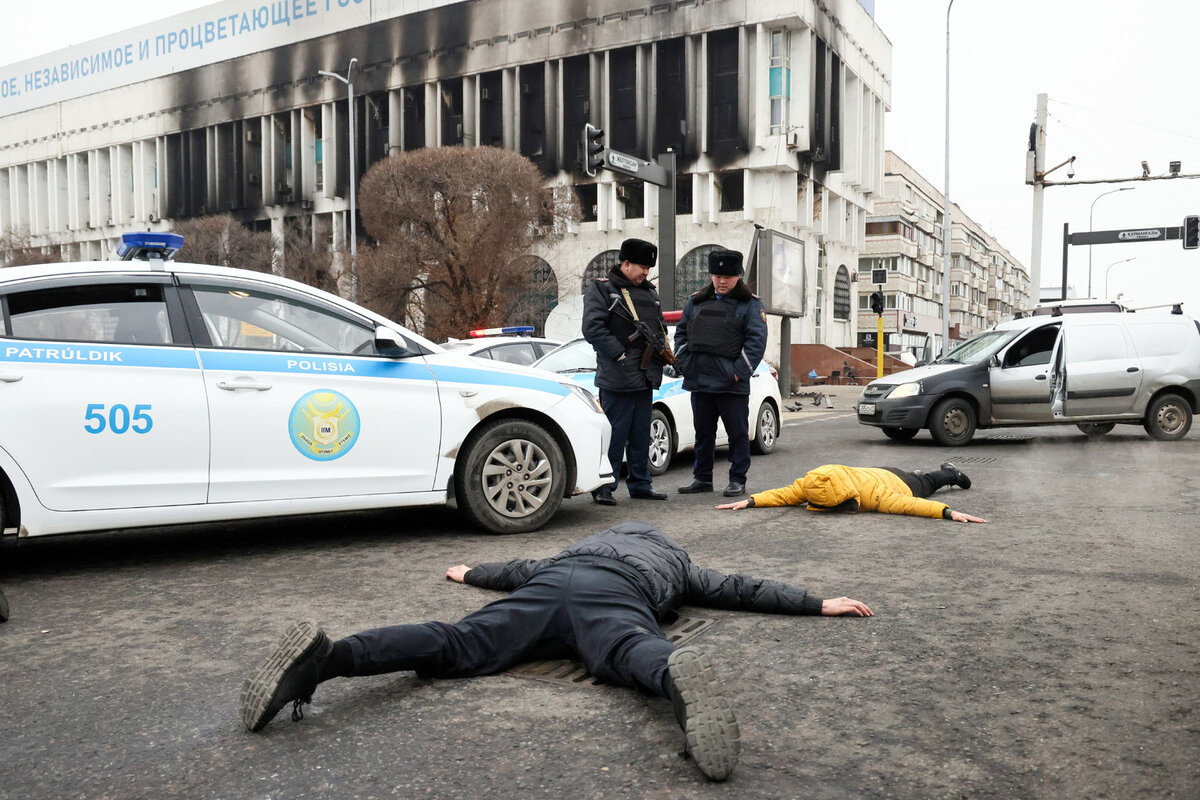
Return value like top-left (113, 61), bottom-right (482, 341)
top-left (1012, 300), bottom-right (1128, 319)
top-left (1126, 302), bottom-right (1185, 315)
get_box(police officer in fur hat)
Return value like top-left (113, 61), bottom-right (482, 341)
top-left (673, 249), bottom-right (768, 497)
top-left (582, 238), bottom-right (672, 504)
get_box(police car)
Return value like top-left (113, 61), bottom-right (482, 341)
top-left (0, 234), bottom-right (611, 538)
top-left (439, 327), bottom-right (562, 366)
top-left (533, 322), bottom-right (781, 476)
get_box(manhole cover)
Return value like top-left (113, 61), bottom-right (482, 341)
top-left (507, 614), bottom-right (718, 687)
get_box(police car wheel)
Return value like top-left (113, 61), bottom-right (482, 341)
top-left (750, 401), bottom-right (778, 455)
top-left (648, 409), bottom-right (674, 477)
top-left (455, 418), bottom-right (567, 534)
top-left (1143, 393), bottom-right (1193, 441)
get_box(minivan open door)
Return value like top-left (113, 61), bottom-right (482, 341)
top-left (1056, 321), bottom-right (1142, 418)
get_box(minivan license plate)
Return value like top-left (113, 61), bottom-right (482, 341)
top-left (858, 403), bottom-right (876, 416)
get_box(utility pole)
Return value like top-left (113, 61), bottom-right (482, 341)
top-left (1028, 92), bottom-right (1047, 303)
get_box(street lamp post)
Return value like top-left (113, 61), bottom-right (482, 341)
top-left (318, 58), bottom-right (359, 301)
top-left (940, 0), bottom-right (955, 354)
top-left (1104, 257), bottom-right (1136, 300)
top-left (1088, 187), bottom-right (1133, 298)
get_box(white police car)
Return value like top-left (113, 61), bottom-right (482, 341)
top-left (440, 327), bottom-right (562, 366)
top-left (0, 234), bottom-right (611, 537)
top-left (533, 328), bottom-right (781, 476)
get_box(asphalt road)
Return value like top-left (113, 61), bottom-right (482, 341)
top-left (1, 407), bottom-right (1197, 799)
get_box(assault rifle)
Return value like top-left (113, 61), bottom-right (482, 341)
top-left (627, 318), bottom-right (676, 368)
top-left (607, 292), bottom-right (676, 368)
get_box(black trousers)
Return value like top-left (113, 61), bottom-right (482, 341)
top-left (599, 387), bottom-right (654, 492)
top-left (690, 392), bottom-right (751, 484)
top-left (344, 558), bottom-right (675, 697)
top-left (882, 466), bottom-right (959, 497)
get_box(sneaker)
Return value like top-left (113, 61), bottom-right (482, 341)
top-left (940, 461), bottom-right (972, 490)
top-left (665, 647), bottom-right (740, 781)
top-left (240, 620), bottom-right (332, 732)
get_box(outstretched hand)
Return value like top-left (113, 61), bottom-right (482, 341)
top-left (715, 499), bottom-right (750, 510)
top-left (446, 565), bottom-right (471, 583)
top-left (821, 597), bottom-right (873, 617)
top-left (949, 510), bottom-right (987, 523)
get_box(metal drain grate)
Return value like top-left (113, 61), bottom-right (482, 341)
top-left (947, 456), bottom-right (996, 464)
top-left (507, 614), bottom-right (718, 687)
top-left (979, 433), bottom-right (1034, 441)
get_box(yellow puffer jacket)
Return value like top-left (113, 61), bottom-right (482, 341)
top-left (749, 465), bottom-right (948, 519)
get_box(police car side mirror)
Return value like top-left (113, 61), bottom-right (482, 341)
top-left (988, 354), bottom-right (1000, 368)
top-left (375, 325), bottom-right (410, 358)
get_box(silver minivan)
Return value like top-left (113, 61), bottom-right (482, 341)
top-left (857, 305), bottom-right (1200, 445)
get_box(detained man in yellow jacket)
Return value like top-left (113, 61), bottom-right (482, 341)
top-left (715, 462), bottom-right (987, 523)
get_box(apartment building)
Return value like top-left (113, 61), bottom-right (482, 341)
top-left (859, 151), bottom-right (1030, 359)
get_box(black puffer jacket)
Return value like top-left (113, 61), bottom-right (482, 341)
top-left (581, 268), bottom-right (667, 391)
top-left (464, 521), bottom-right (823, 619)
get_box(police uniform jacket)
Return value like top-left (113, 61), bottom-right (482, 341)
top-left (463, 520), bottom-right (824, 618)
top-left (582, 267), bottom-right (668, 391)
top-left (673, 281), bottom-right (767, 395)
top-left (749, 464), bottom-right (950, 518)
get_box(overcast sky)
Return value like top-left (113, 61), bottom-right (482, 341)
top-left (4, 1), bottom-right (1199, 312)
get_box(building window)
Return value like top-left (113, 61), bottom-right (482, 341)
top-left (677, 245), bottom-right (723, 308)
top-left (582, 250), bottom-right (621, 291)
top-left (563, 55), bottom-right (591, 173)
top-left (833, 265), bottom-right (851, 320)
top-left (402, 86), bottom-right (425, 152)
top-left (576, 184), bottom-right (598, 223)
top-left (609, 47), bottom-right (638, 155)
top-left (505, 256), bottom-right (558, 335)
top-left (518, 65), bottom-right (546, 169)
top-left (769, 29), bottom-right (790, 135)
top-left (717, 170), bottom-right (744, 212)
top-left (655, 38), bottom-right (687, 156)
top-left (479, 71), bottom-right (504, 148)
top-left (707, 28), bottom-right (740, 153)
top-left (440, 79), bottom-right (464, 147)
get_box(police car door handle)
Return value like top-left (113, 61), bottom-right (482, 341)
top-left (216, 379), bottom-right (273, 392)
top-left (0, 373), bottom-right (22, 383)
top-left (1126, 366), bottom-right (1139, 373)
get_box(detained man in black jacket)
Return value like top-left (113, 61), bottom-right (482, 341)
top-left (240, 521), bottom-right (872, 782)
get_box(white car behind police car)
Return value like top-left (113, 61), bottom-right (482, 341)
top-left (0, 233), bottom-right (611, 537)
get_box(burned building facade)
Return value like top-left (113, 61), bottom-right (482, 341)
top-left (0, 0), bottom-right (890, 347)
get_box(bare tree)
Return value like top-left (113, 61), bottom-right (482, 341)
top-left (0, 228), bottom-right (60, 267)
top-left (358, 146), bottom-right (578, 342)
top-left (174, 215), bottom-right (275, 273)
top-left (277, 215), bottom-right (338, 296)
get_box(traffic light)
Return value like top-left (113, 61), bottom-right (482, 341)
top-left (583, 123), bottom-right (605, 177)
top-left (1184, 215), bottom-right (1199, 250)
top-left (869, 291), bottom-right (884, 315)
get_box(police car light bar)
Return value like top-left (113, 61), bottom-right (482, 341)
top-left (469, 326), bottom-right (535, 337)
top-left (118, 232), bottom-right (185, 262)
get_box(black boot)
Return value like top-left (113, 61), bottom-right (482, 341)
top-left (940, 461), bottom-right (972, 490)
top-left (664, 647), bottom-right (740, 781)
top-left (240, 620), bottom-right (333, 732)
top-left (678, 479), bottom-right (714, 494)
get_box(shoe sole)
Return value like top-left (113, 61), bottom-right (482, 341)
top-left (667, 647), bottom-right (740, 781)
top-left (240, 619), bottom-right (322, 732)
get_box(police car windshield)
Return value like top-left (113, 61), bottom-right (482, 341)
top-left (533, 339), bottom-right (596, 374)
top-left (935, 329), bottom-right (1021, 365)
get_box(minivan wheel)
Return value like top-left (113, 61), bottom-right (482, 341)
top-left (929, 397), bottom-right (976, 446)
top-left (1143, 393), bottom-right (1193, 441)
top-left (1077, 422), bottom-right (1115, 437)
top-left (882, 426), bottom-right (919, 441)
top-left (750, 401), bottom-right (779, 455)
top-left (455, 418), bottom-right (567, 534)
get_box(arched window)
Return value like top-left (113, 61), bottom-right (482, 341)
top-left (581, 250), bottom-right (621, 291)
top-left (505, 256), bottom-right (559, 335)
top-left (833, 265), bottom-right (852, 320)
top-left (676, 244), bottom-right (726, 308)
